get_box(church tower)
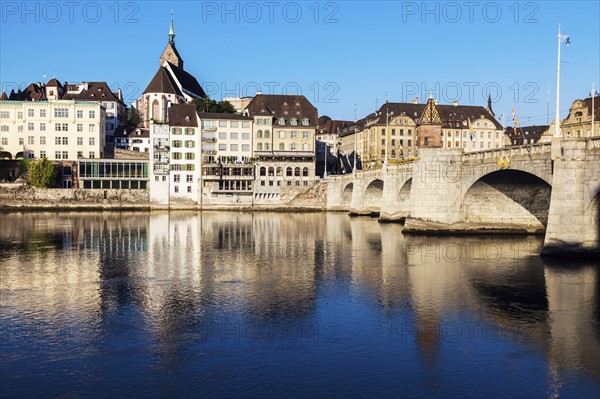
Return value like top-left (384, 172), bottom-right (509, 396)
top-left (160, 12), bottom-right (184, 69)
top-left (417, 94), bottom-right (443, 148)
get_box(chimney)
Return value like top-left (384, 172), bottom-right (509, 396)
top-left (256, 91), bottom-right (262, 95)
top-left (453, 100), bottom-right (458, 107)
top-left (412, 97), bottom-right (418, 104)
top-left (118, 88), bottom-right (123, 101)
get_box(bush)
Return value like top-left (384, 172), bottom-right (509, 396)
top-left (28, 158), bottom-right (58, 188)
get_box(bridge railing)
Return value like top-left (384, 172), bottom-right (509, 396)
top-left (462, 142), bottom-right (551, 161)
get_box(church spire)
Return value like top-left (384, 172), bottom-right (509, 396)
top-left (169, 10), bottom-right (175, 44)
top-left (486, 94), bottom-right (495, 117)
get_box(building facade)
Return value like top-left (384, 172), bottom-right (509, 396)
top-left (0, 100), bottom-right (105, 161)
top-left (244, 94), bottom-right (318, 202)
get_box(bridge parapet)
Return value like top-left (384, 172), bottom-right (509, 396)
top-left (463, 142), bottom-right (552, 162)
top-left (588, 137), bottom-right (600, 151)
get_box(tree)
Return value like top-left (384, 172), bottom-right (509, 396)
top-left (126, 107), bottom-right (142, 129)
top-left (191, 97), bottom-right (237, 114)
top-left (28, 157), bottom-right (57, 188)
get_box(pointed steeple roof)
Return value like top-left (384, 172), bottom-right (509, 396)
top-left (160, 12), bottom-right (183, 69)
top-left (486, 94), bottom-right (495, 117)
top-left (169, 10), bottom-right (175, 44)
top-left (0, 91), bottom-right (8, 101)
top-left (420, 96), bottom-right (442, 125)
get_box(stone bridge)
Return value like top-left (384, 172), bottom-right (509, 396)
top-left (326, 138), bottom-right (600, 256)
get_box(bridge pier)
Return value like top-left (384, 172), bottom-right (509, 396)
top-left (349, 176), bottom-right (367, 215)
top-left (379, 166), bottom-right (412, 223)
top-left (542, 138), bottom-right (600, 256)
top-left (403, 149), bottom-right (465, 233)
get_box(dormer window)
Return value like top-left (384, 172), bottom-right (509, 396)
top-left (278, 117), bottom-right (285, 125)
top-left (302, 118), bottom-right (309, 126)
top-left (290, 118), bottom-right (298, 126)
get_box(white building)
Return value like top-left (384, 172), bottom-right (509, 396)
top-left (0, 99), bottom-right (105, 161)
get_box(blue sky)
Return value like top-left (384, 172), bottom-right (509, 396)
top-left (1, 1), bottom-right (598, 125)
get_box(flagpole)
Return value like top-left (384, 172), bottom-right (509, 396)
top-left (554, 24), bottom-right (562, 137)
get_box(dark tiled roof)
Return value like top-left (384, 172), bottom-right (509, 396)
top-left (365, 102), bottom-right (502, 130)
top-left (505, 125), bottom-right (548, 137)
top-left (143, 66), bottom-right (182, 96)
top-left (197, 112), bottom-right (253, 120)
top-left (9, 83), bottom-right (45, 101)
top-left (318, 119), bottom-right (351, 134)
top-left (567, 95), bottom-right (600, 120)
top-left (168, 104), bottom-right (198, 127)
top-left (46, 78), bottom-right (63, 87)
top-left (129, 129), bottom-right (150, 138)
top-left (245, 94), bottom-right (318, 127)
top-left (62, 81), bottom-right (124, 105)
top-left (166, 62), bottom-right (206, 98)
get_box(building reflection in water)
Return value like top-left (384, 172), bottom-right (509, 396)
top-left (0, 211), bottom-right (598, 396)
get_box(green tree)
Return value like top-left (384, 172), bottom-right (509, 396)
top-left (191, 97), bottom-right (237, 114)
top-left (126, 107), bottom-right (142, 129)
top-left (28, 157), bottom-right (57, 188)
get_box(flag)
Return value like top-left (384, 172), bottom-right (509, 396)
top-left (467, 117), bottom-right (476, 142)
top-left (512, 107), bottom-right (520, 135)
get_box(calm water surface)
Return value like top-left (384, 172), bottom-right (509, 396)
top-left (1, 212), bottom-right (599, 398)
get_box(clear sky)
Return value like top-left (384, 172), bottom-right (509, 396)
top-left (1, 1), bottom-right (598, 125)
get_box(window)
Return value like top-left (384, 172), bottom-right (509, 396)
top-left (174, 174), bottom-right (181, 182)
top-left (242, 144), bottom-right (250, 152)
top-left (286, 167), bottom-right (293, 176)
top-left (27, 122), bottom-right (34, 131)
top-left (89, 137), bottom-right (95, 146)
top-left (54, 108), bottom-right (68, 118)
top-left (77, 151), bottom-right (83, 158)
top-left (278, 118), bottom-right (285, 125)
top-left (0, 125), bottom-right (8, 132)
top-left (219, 121), bottom-right (227, 127)
top-left (55, 151), bottom-right (61, 159)
top-left (89, 124), bottom-right (95, 132)
top-left (55, 137), bottom-right (61, 145)
top-left (257, 130), bottom-right (263, 138)
top-left (77, 124), bottom-right (83, 132)
top-left (40, 136), bottom-right (46, 145)
top-left (303, 143), bottom-right (309, 151)
top-left (173, 140), bottom-right (182, 148)
top-left (219, 144), bottom-right (227, 150)
top-left (187, 186), bottom-right (192, 193)
top-left (28, 109), bottom-right (34, 117)
top-left (230, 144), bottom-right (238, 151)
top-left (0, 111), bottom-right (9, 118)
top-left (302, 131), bottom-right (309, 139)
top-left (39, 123), bottom-right (46, 131)
top-left (172, 152), bottom-right (182, 160)
top-left (294, 167), bottom-right (301, 177)
top-left (219, 132), bottom-right (227, 139)
top-left (172, 128), bottom-right (182, 135)
top-left (302, 167), bottom-right (309, 177)
top-left (242, 121), bottom-right (250, 128)
top-left (89, 111), bottom-right (95, 118)
top-left (17, 112), bottom-right (22, 119)
top-left (290, 131), bottom-right (297, 139)
top-left (89, 152), bottom-right (95, 158)
top-left (62, 151), bottom-right (68, 159)
top-left (40, 150), bottom-right (46, 158)
top-left (174, 186), bottom-right (179, 193)
top-left (62, 137), bottom-right (68, 145)
top-left (264, 130), bottom-right (270, 138)
top-left (290, 143), bottom-right (297, 150)
top-left (290, 118), bottom-right (298, 126)
top-left (279, 131), bottom-right (285, 139)
top-left (260, 167), bottom-right (266, 176)
top-left (279, 143), bottom-right (285, 150)
top-left (185, 153), bottom-right (194, 160)
top-left (77, 137), bottom-right (83, 145)
top-left (230, 121), bottom-right (239, 128)
top-left (28, 136), bottom-right (34, 145)
top-left (302, 118), bottom-right (309, 126)
top-left (186, 174), bottom-right (193, 183)
top-left (0, 137), bottom-right (6, 146)
top-left (230, 132), bottom-right (238, 140)
top-left (77, 110), bottom-right (83, 118)
top-left (257, 143), bottom-right (263, 150)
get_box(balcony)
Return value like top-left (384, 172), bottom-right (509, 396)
top-left (202, 150), bottom-right (217, 155)
top-left (201, 126), bottom-right (217, 132)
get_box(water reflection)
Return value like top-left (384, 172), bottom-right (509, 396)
top-left (0, 212), bottom-right (599, 398)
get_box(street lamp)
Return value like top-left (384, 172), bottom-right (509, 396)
top-left (591, 83), bottom-right (597, 138)
top-left (554, 24), bottom-right (570, 137)
top-left (384, 107), bottom-right (394, 165)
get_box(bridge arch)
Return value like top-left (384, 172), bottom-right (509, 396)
top-left (461, 170), bottom-right (552, 231)
top-left (365, 179), bottom-right (384, 204)
top-left (342, 183), bottom-right (353, 207)
top-left (0, 151), bottom-right (12, 160)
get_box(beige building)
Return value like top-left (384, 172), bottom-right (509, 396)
top-left (244, 94), bottom-right (318, 201)
top-left (559, 94), bottom-right (600, 138)
top-left (0, 100), bottom-right (105, 161)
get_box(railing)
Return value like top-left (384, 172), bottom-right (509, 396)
top-left (463, 142), bottom-right (551, 161)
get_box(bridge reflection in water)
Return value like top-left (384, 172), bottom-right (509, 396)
top-left (0, 212), bottom-right (598, 397)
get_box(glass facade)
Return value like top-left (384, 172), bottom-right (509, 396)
top-left (78, 160), bottom-right (149, 189)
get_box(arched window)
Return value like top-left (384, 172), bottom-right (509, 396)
top-left (302, 167), bottom-right (309, 177)
top-left (286, 167), bottom-right (293, 176)
top-left (278, 118), bottom-right (285, 125)
top-left (152, 99), bottom-right (160, 120)
top-left (260, 167), bottom-right (266, 176)
top-left (276, 167), bottom-right (282, 176)
top-left (279, 143), bottom-right (285, 150)
top-left (302, 118), bottom-right (309, 126)
top-left (257, 129), bottom-right (263, 138)
top-left (268, 167), bottom-right (274, 176)
top-left (264, 130), bottom-right (270, 138)
top-left (290, 118), bottom-right (298, 126)
top-left (294, 167), bottom-right (300, 177)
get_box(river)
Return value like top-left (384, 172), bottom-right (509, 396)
top-left (1, 211), bottom-right (599, 398)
